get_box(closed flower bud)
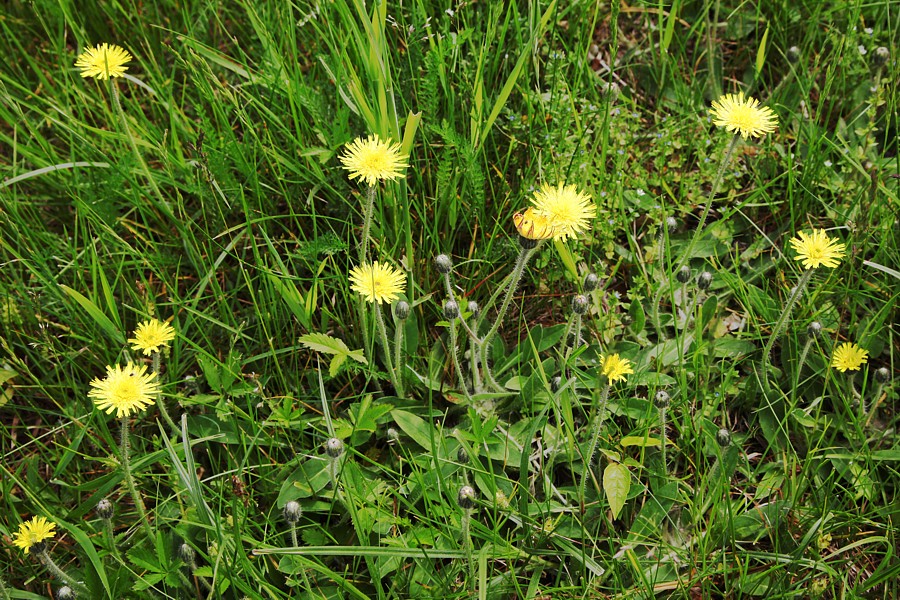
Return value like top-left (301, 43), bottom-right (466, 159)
top-left (550, 376), bottom-right (562, 393)
top-left (96, 498), bottom-right (114, 520)
top-left (807, 321), bottom-right (823, 339)
top-left (653, 390), bottom-right (670, 408)
top-left (457, 485), bottom-right (476, 510)
top-left (386, 427), bottom-right (400, 445)
top-left (394, 300), bottom-right (410, 320)
top-left (457, 446), bottom-right (469, 465)
top-left (283, 501), bottom-right (302, 524)
top-left (583, 272), bottom-right (600, 292)
top-left (434, 254), bottom-right (453, 274)
top-left (325, 437), bottom-right (345, 458)
top-left (697, 271), bottom-right (713, 290)
top-left (786, 46), bottom-right (801, 63)
top-left (571, 294), bottom-right (589, 315)
top-left (716, 428), bottom-right (732, 448)
top-left (873, 46), bottom-right (889, 66)
top-left (676, 265), bottom-right (691, 283)
top-left (666, 216), bottom-right (678, 233)
top-left (875, 367), bottom-right (891, 384)
top-left (443, 300), bottom-right (459, 320)
top-left (178, 543), bottom-right (197, 565)
top-left (467, 301), bottom-right (480, 319)
top-left (57, 587), bottom-right (77, 600)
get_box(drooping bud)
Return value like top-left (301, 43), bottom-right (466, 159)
top-left (875, 367), bottom-right (891, 384)
top-left (434, 254), bottom-right (453, 274)
top-left (178, 543), bottom-right (197, 565)
top-left (96, 498), bottom-right (114, 520)
top-left (653, 390), bottom-right (670, 408)
top-left (457, 485), bottom-right (476, 510)
top-left (443, 300), bottom-right (460, 320)
top-left (282, 501), bottom-right (302, 524)
top-left (394, 300), bottom-right (410, 320)
top-left (583, 272), bottom-right (600, 293)
top-left (676, 266), bottom-right (691, 283)
top-left (807, 321), bottom-right (823, 339)
top-left (697, 271), bottom-right (713, 290)
top-left (571, 294), bottom-right (589, 315)
top-left (716, 428), bottom-right (732, 448)
top-left (786, 46), bottom-right (801, 64)
top-left (325, 437), bottom-right (345, 458)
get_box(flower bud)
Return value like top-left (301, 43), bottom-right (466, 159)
top-left (457, 485), bottom-right (476, 510)
top-left (676, 266), bottom-right (691, 283)
top-left (550, 376), bottom-right (562, 393)
top-left (57, 586), bottom-right (77, 600)
top-left (873, 46), bottom-right (889, 67)
top-left (434, 254), bottom-right (453, 274)
top-left (386, 427), bottom-right (400, 445)
top-left (325, 437), bottom-right (345, 458)
top-left (394, 300), bottom-right (410, 320)
top-left (653, 390), bottom-right (670, 408)
top-left (467, 300), bottom-right (480, 319)
top-left (666, 216), bottom-right (678, 233)
top-left (583, 272), bottom-right (600, 293)
top-left (282, 501), bottom-right (302, 524)
top-left (807, 321), bottom-right (823, 339)
top-left (443, 300), bottom-right (459, 320)
top-left (697, 271), bottom-right (713, 290)
top-left (456, 446), bottom-right (469, 465)
top-left (571, 294), bottom-right (589, 315)
top-left (178, 543), bottom-right (197, 565)
top-left (786, 46), bottom-right (801, 64)
top-left (875, 367), bottom-right (891, 384)
top-left (716, 428), bottom-right (732, 448)
top-left (96, 498), bottom-right (114, 520)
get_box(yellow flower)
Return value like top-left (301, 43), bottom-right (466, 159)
top-left (75, 43), bottom-right (132, 80)
top-left (600, 354), bottom-right (634, 384)
top-left (129, 318), bottom-right (176, 356)
top-left (12, 516), bottom-right (56, 554)
top-left (349, 261), bottom-right (406, 305)
top-left (89, 363), bottom-right (160, 418)
top-left (788, 229), bottom-right (845, 269)
top-left (513, 207), bottom-right (555, 240)
top-left (831, 342), bottom-right (868, 373)
top-left (339, 134), bottom-right (408, 186)
top-left (709, 92), bottom-right (778, 139)
top-left (529, 183), bottom-right (595, 240)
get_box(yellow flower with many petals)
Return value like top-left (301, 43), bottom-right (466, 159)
top-left (788, 229), bottom-right (845, 270)
top-left (13, 516), bottom-right (56, 555)
top-left (600, 354), bottom-right (634, 384)
top-left (831, 342), bottom-right (868, 373)
top-left (529, 183), bottom-right (595, 241)
top-left (349, 262), bottom-right (406, 305)
top-left (89, 363), bottom-right (160, 418)
top-left (340, 135), bottom-right (408, 186)
top-left (513, 207), bottom-right (555, 240)
top-left (709, 92), bottom-right (778, 139)
top-left (129, 318), bottom-right (176, 356)
top-left (75, 43), bottom-right (132, 80)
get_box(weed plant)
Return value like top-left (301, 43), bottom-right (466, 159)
top-left (1, 0), bottom-right (898, 598)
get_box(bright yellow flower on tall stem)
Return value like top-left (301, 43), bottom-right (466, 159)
top-left (600, 354), bottom-right (634, 383)
top-left (129, 318), bottom-right (176, 356)
top-left (709, 92), bottom-right (778, 140)
top-left (75, 43), bottom-right (132, 80)
top-left (529, 183), bottom-right (596, 241)
top-left (339, 135), bottom-right (408, 186)
top-left (831, 342), bottom-right (868, 372)
top-left (89, 363), bottom-right (160, 418)
top-left (350, 262), bottom-right (406, 305)
top-left (12, 516), bottom-right (56, 555)
top-left (789, 229), bottom-right (846, 269)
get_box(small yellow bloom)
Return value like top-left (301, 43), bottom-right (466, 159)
top-left (831, 342), bottom-right (868, 373)
top-left (88, 363), bottom-right (160, 418)
top-left (12, 516), bottom-right (56, 554)
top-left (529, 183), bottom-right (595, 241)
top-left (339, 134), bottom-right (408, 186)
top-left (600, 354), bottom-right (634, 384)
top-left (75, 43), bottom-right (132, 80)
top-left (129, 318), bottom-right (176, 356)
top-left (788, 229), bottom-right (845, 269)
top-left (513, 207), bottom-right (555, 240)
top-left (349, 261), bottom-right (406, 305)
top-left (709, 92), bottom-right (778, 139)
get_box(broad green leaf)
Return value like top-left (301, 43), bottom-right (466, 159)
top-left (604, 462), bottom-right (631, 520)
top-left (620, 436), bottom-right (662, 448)
top-left (628, 299), bottom-right (645, 334)
top-left (391, 409), bottom-right (436, 451)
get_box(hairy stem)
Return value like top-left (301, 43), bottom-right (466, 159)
top-left (120, 417), bottom-right (154, 540)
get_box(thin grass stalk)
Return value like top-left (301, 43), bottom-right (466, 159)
top-left (373, 305), bottom-right (402, 396)
top-left (120, 417), bottom-right (154, 540)
top-left (761, 268), bottom-right (814, 381)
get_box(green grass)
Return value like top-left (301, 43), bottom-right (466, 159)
top-left (1, 0), bottom-right (899, 598)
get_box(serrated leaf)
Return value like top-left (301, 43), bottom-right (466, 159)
top-left (603, 462), bottom-right (631, 520)
top-left (299, 333), bottom-right (368, 366)
top-left (329, 354), bottom-right (347, 377)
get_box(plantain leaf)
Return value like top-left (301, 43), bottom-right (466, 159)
top-left (603, 462), bottom-right (631, 520)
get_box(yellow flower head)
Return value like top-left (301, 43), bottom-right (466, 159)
top-left (513, 207), bottom-right (555, 240)
top-left (349, 261), bottom-right (406, 305)
top-left (788, 229), bottom-right (845, 270)
top-left (831, 342), bottom-right (868, 373)
top-left (129, 318), bottom-right (176, 356)
top-left (709, 92), bottom-right (778, 139)
top-left (600, 353), bottom-right (634, 384)
top-left (75, 43), bottom-right (132, 80)
top-left (529, 183), bottom-right (596, 240)
top-left (13, 516), bottom-right (56, 555)
top-left (88, 363), bottom-right (160, 418)
top-left (339, 134), bottom-right (408, 186)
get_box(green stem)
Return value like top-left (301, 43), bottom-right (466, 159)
top-left (580, 383), bottom-right (611, 508)
top-left (151, 351), bottom-right (178, 432)
top-left (793, 337), bottom-right (815, 397)
top-left (652, 223), bottom-right (668, 340)
top-left (110, 80), bottom-right (165, 205)
top-left (374, 304), bottom-right (402, 396)
top-left (289, 523), bottom-right (299, 548)
top-left (658, 406), bottom-right (668, 478)
top-left (120, 417), bottom-right (154, 540)
top-left (37, 550), bottom-right (89, 595)
top-left (393, 315), bottom-right (405, 395)
top-left (443, 273), bottom-right (478, 341)
top-left (480, 245), bottom-right (538, 390)
top-left (674, 134), bottom-right (740, 275)
top-left (761, 268), bottom-right (814, 380)
top-left (461, 509), bottom-right (474, 591)
top-left (102, 517), bottom-right (122, 561)
top-left (359, 184), bottom-right (377, 264)
top-left (469, 316), bottom-right (482, 393)
top-left (449, 319), bottom-right (471, 402)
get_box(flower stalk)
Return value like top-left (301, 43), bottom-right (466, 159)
top-left (37, 549), bottom-right (89, 596)
top-left (761, 268), bottom-right (814, 381)
top-left (120, 416), bottom-right (154, 540)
